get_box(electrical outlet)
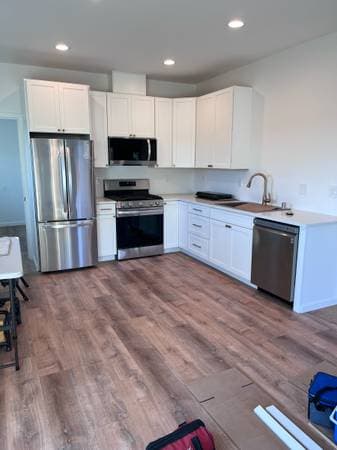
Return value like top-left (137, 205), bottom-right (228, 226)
top-left (299, 184), bottom-right (307, 197)
top-left (329, 185), bottom-right (337, 199)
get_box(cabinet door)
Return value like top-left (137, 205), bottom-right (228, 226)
top-left (164, 202), bottom-right (179, 249)
top-left (25, 80), bottom-right (61, 132)
top-left (155, 98), bottom-right (173, 167)
top-left (59, 83), bottom-right (90, 134)
top-left (172, 98), bottom-right (196, 167)
top-left (229, 225), bottom-right (252, 281)
top-left (209, 219), bottom-right (231, 270)
top-left (213, 89), bottom-right (233, 168)
top-left (97, 215), bottom-right (116, 259)
top-left (107, 93), bottom-right (131, 137)
top-left (90, 91), bottom-right (108, 168)
top-left (178, 202), bottom-right (189, 250)
top-left (131, 96), bottom-right (155, 137)
top-left (195, 95), bottom-right (215, 168)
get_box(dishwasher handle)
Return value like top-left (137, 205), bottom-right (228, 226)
top-left (254, 218), bottom-right (299, 235)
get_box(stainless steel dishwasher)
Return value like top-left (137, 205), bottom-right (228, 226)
top-left (251, 218), bottom-right (299, 303)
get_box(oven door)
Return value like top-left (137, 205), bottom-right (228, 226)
top-left (116, 207), bottom-right (163, 259)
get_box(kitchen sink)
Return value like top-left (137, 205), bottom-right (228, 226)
top-left (218, 201), bottom-right (282, 213)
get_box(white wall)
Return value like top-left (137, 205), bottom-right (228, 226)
top-left (0, 118), bottom-right (25, 226)
top-left (196, 32), bottom-right (337, 215)
top-left (95, 167), bottom-right (195, 197)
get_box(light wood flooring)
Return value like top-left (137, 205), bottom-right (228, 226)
top-left (1, 252), bottom-right (337, 449)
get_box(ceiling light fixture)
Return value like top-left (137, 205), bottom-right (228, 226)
top-left (164, 58), bottom-right (175, 66)
top-left (228, 19), bottom-right (244, 29)
top-left (55, 43), bottom-right (69, 52)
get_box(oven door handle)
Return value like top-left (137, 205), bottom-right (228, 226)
top-left (117, 207), bottom-right (164, 218)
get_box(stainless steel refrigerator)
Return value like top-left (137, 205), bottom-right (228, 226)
top-left (31, 135), bottom-right (97, 272)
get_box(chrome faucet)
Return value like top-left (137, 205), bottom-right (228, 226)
top-left (246, 172), bottom-right (271, 205)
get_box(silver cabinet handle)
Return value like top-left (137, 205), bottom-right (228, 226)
top-left (192, 224), bottom-right (202, 228)
top-left (99, 208), bottom-right (114, 211)
top-left (208, 164), bottom-right (213, 168)
top-left (193, 208), bottom-right (202, 213)
top-left (225, 224), bottom-right (232, 228)
top-left (192, 243), bottom-right (202, 249)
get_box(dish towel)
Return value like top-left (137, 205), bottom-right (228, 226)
top-left (0, 237), bottom-right (11, 256)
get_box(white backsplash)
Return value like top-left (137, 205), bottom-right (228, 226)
top-left (95, 166), bottom-right (196, 197)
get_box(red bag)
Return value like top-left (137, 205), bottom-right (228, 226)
top-left (146, 420), bottom-right (215, 450)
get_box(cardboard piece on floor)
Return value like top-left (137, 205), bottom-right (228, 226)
top-left (188, 368), bottom-right (286, 449)
top-left (188, 368), bottom-right (252, 403)
top-left (291, 360), bottom-right (337, 392)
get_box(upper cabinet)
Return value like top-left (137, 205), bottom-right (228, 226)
top-left (195, 86), bottom-right (252, 169)
top-left (172, 97), bottom-right (196, 168)
top-left (90, 91), bottom-right (108, 168)
top-left (25, 79), bottom-right (90, 134)
top-left (107, 93), bottom-right (155, 138)
top-left (155, 97), bottom-right (173, 168)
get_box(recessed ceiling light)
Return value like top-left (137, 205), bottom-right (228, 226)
top-left (228, 19), bottom-right (244, 29)
top-left (164, 59), bottom-right (175, 66)
top-left (55, 43), bottom-right (69, 52)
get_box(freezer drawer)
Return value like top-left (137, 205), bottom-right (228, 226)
top-left (251, 219), bottom-right (299, 302)
top-left (38, 220), bottom-right (97, 272)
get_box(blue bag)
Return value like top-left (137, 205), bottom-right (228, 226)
top-left (308, 372), bottom-right (337, 429)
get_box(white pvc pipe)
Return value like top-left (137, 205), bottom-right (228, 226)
top-left (254, 405), bottom-right (305, 450)
top-left (266, 405), bottom-right (322, 450)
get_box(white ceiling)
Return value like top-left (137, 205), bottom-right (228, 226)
top-left (1, 0), bottom-right (337, 83)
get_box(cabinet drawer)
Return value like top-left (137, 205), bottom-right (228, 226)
top-left (188, 214), bottom-right (210, 239)
top-left (188, 203), bottom-right (210, 218)
top-left (188, 233), bottom-right (209, 259)
top-left (211, 208), bottom-right (253, 229)
top-left (97, 203), bottom-right (116, 216)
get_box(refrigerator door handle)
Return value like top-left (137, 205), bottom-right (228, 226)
top-left (65, 146), bottom-right (73, 217)
top-left (41, 220), bottom-right (94, 229)
top-left (58, 149), bottom-right (68, 214)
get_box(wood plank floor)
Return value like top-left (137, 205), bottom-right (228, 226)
top-left (1, 252), bottom-right (337, 449)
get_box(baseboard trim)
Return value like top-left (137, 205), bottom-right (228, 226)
top-left (293, 296), bottom-right (337, 313)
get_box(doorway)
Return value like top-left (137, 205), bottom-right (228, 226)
top-left (0, 118), bottom-right (35, 273)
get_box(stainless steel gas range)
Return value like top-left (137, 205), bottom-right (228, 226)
top-left (104, 179), bottom-right (164, 260)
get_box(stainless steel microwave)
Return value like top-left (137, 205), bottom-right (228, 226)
top-left (108, 137), bottom-right (157, 166)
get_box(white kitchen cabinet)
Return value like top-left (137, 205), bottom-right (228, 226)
top-left (131, 95), bottom-right (155, 137)
top-left (107, 93), bottom-right (154, 138)
top-left (155, 98), bottom-right (173, 167)
top-left (107, 93), bottom-right (130, 137)
top-left (164, 202), bottom-right (179, 249)
top-left (172, 98), bottom-right (196, 167)
top-left (59, 83), bottom-right (90, 134)
top-left (188, 233), bottom-right (209, 260)
top-left (25, 80), bottom-right (61, 132)
top-left (229, 224), bottom-right (252, 280)
top-left (195, 95), bottom-right (215, 168)
top-left (25, 79), bottom-right (90, 134)
top-left (96, 203), bottom-right (116, 261)
top-left (90, 91), bottom-right (108, 168)
top-left (209, 220), bottom-right (231, 270)
top-left (178, 202), bottom-right (189, 250)
top-left (209, 218), bottom-right (252, 281)
top-left (195, 86), bottom-right (252, 169)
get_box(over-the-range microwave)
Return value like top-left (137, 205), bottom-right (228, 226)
top-left (108, 137), bottom-right (157, 166)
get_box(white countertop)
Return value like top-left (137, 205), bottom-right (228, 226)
top-left (96, 197), bottom-right (116, 204)
top-left (0, 237), bottom-right (23, 280)
top-left (162, 194), bottom-right (337, 227)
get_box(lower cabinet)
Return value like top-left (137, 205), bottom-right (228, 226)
top-left (164, 202), bottom-right (179, 249)
top-left (97, 204), bottom-right (116, 261)
top-left (209, 219), bottom-right (252, 281)
top-left (178, 202), bottom-right (189, 250)
top-left (163, 200), bottom-right (253, 283)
